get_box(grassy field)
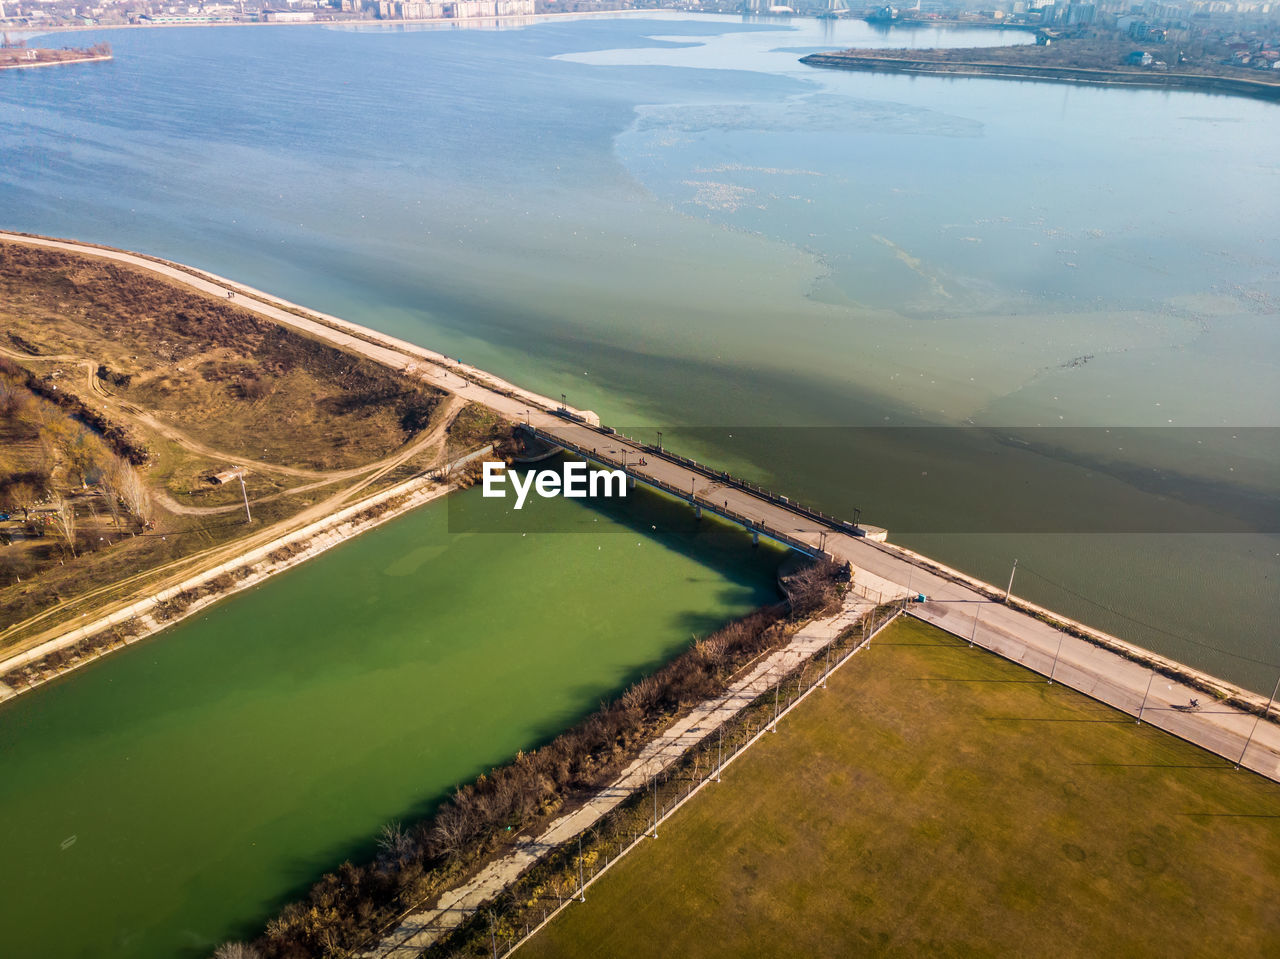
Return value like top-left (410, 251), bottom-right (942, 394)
top-left (521, 617), bottom-right (1280, 958)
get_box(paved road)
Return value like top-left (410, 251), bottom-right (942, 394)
top-left (7, 231), bottom-right (1276, 780)
top-left (535, 421), bottom-right (1280, 782)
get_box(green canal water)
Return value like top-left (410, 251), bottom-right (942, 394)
top-left (0, 486), bottom-right (785, 957)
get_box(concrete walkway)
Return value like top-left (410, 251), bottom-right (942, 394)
top-left (366, 596), bottom-right (873, 959)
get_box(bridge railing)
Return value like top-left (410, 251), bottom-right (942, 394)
top-left (528, 423), bottom-right (864, 544)
top-left (527, 427), bottom-right (827, 558)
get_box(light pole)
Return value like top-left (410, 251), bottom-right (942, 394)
top-left (238, 472), bottom-right (252, 525)
top-left (1048, 631), bottom-right (1066, 684)
top-left (651, 775), bottom-right (658, 838)
top-left (1137, 670), bottom-right (1155, 724)
top-left (1005, 558), bottom-right (1018, 603)
top-left (657, 430), bottom-right (662, 451)
top-left (969, 604), bottom-right (981, 648)
top-left (577, 832), bottom-right (585, 902)
top-left (561, 392), bottom-right (567, 411)
top-left (1237, 670), bottom-right (1280, 769)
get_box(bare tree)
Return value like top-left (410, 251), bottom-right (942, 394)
top-left (376, 821), bottom-right (416, 864)
top-left (108, 456), bottom-right (151, 526)
top-left (48, 492), bottom-right (77, 557)
top-left (213, 944), bottom-right (260, 959)
top-left (101, 481), bottom-right (123, 531)
top-left (2, 479), bottom-right (42, 520)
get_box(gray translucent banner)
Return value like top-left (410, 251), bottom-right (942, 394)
top-left (448, 427), bottom-right (1278, 535)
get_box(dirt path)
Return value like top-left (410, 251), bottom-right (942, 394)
top-left (0, 385), bottom-right (464, 656)
top-left (149, 394), bottom-right (466, 517)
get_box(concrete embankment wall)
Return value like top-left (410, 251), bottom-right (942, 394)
top-left (800, 54), bottom-right (1280, 102)
top-left (0, 446), bottom-right (491, 704)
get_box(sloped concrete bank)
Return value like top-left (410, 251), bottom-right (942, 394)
top-left (0, 447), bottom-right (490, 704)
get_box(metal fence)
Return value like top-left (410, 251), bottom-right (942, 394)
top-left (526, 428), bottom-right (831, 559)
top-left (430, 603), bottom-right (905, 959)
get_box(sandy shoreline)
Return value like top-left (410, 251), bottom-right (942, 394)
top-left (0, 225), bottom-right (593, 701)
top-left (0, 446), bottom-right (491, 705)
top-left (0, 54), bottom-right (112, 70)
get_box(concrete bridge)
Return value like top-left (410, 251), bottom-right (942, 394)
top-left (521, 421), bottom-right (889, 559)
top-left (523, 418), bottom-right (1280, 783)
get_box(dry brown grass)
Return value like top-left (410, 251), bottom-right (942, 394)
top-left (0, 241), bottom-right (455, 641)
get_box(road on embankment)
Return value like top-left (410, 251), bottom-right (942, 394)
top-left (535, 420), bottom-right (1280, 781)
top-left (4, 231), bottom-right (1277, 781)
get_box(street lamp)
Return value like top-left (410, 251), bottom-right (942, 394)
top-left (656, 430), bottom-right (662, 451)
top-left (561, 392), bottom-right (567, 410)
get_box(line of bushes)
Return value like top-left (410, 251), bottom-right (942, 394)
top-left (1, 617), bottom-right (145, 688)
top-left (433, 603), bottom-right (901, 959)
top-left (0, 357), bottom-right (151, 466)
top-left (232, 561), bottom-right (847, 959)
top-left (1, 566), bottom-right (258, 690)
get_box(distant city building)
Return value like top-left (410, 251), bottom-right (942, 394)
top-left (375, 0), bottom-right (532, 17)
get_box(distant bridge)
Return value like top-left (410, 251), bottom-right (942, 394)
top-left (520, 421), bottom-right (889, 568)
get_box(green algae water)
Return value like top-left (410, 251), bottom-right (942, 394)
top-left (0, 486), bottom-right (785, 958)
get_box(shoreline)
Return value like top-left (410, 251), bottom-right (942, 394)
top-left (0, 54), bottom-right (112, 70)
top-left (800, 52), bottom-right (1280, 102)
top-left (0, 446), bottom-right (491, 705)
top-left (0, 225), bottom-right (595, 700)
top-left (368, 594), bottom-right (889, 957)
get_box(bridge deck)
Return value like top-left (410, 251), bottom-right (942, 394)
top-left (528, 420), bottom-right (1280, 783)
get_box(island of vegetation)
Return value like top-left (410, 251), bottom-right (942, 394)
top-left (0, 37), bottom-right (112, 69)
top-left (802, 32), bottom-right (1280, 101)
top-left (0, 239), bottom-right (507, 691)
